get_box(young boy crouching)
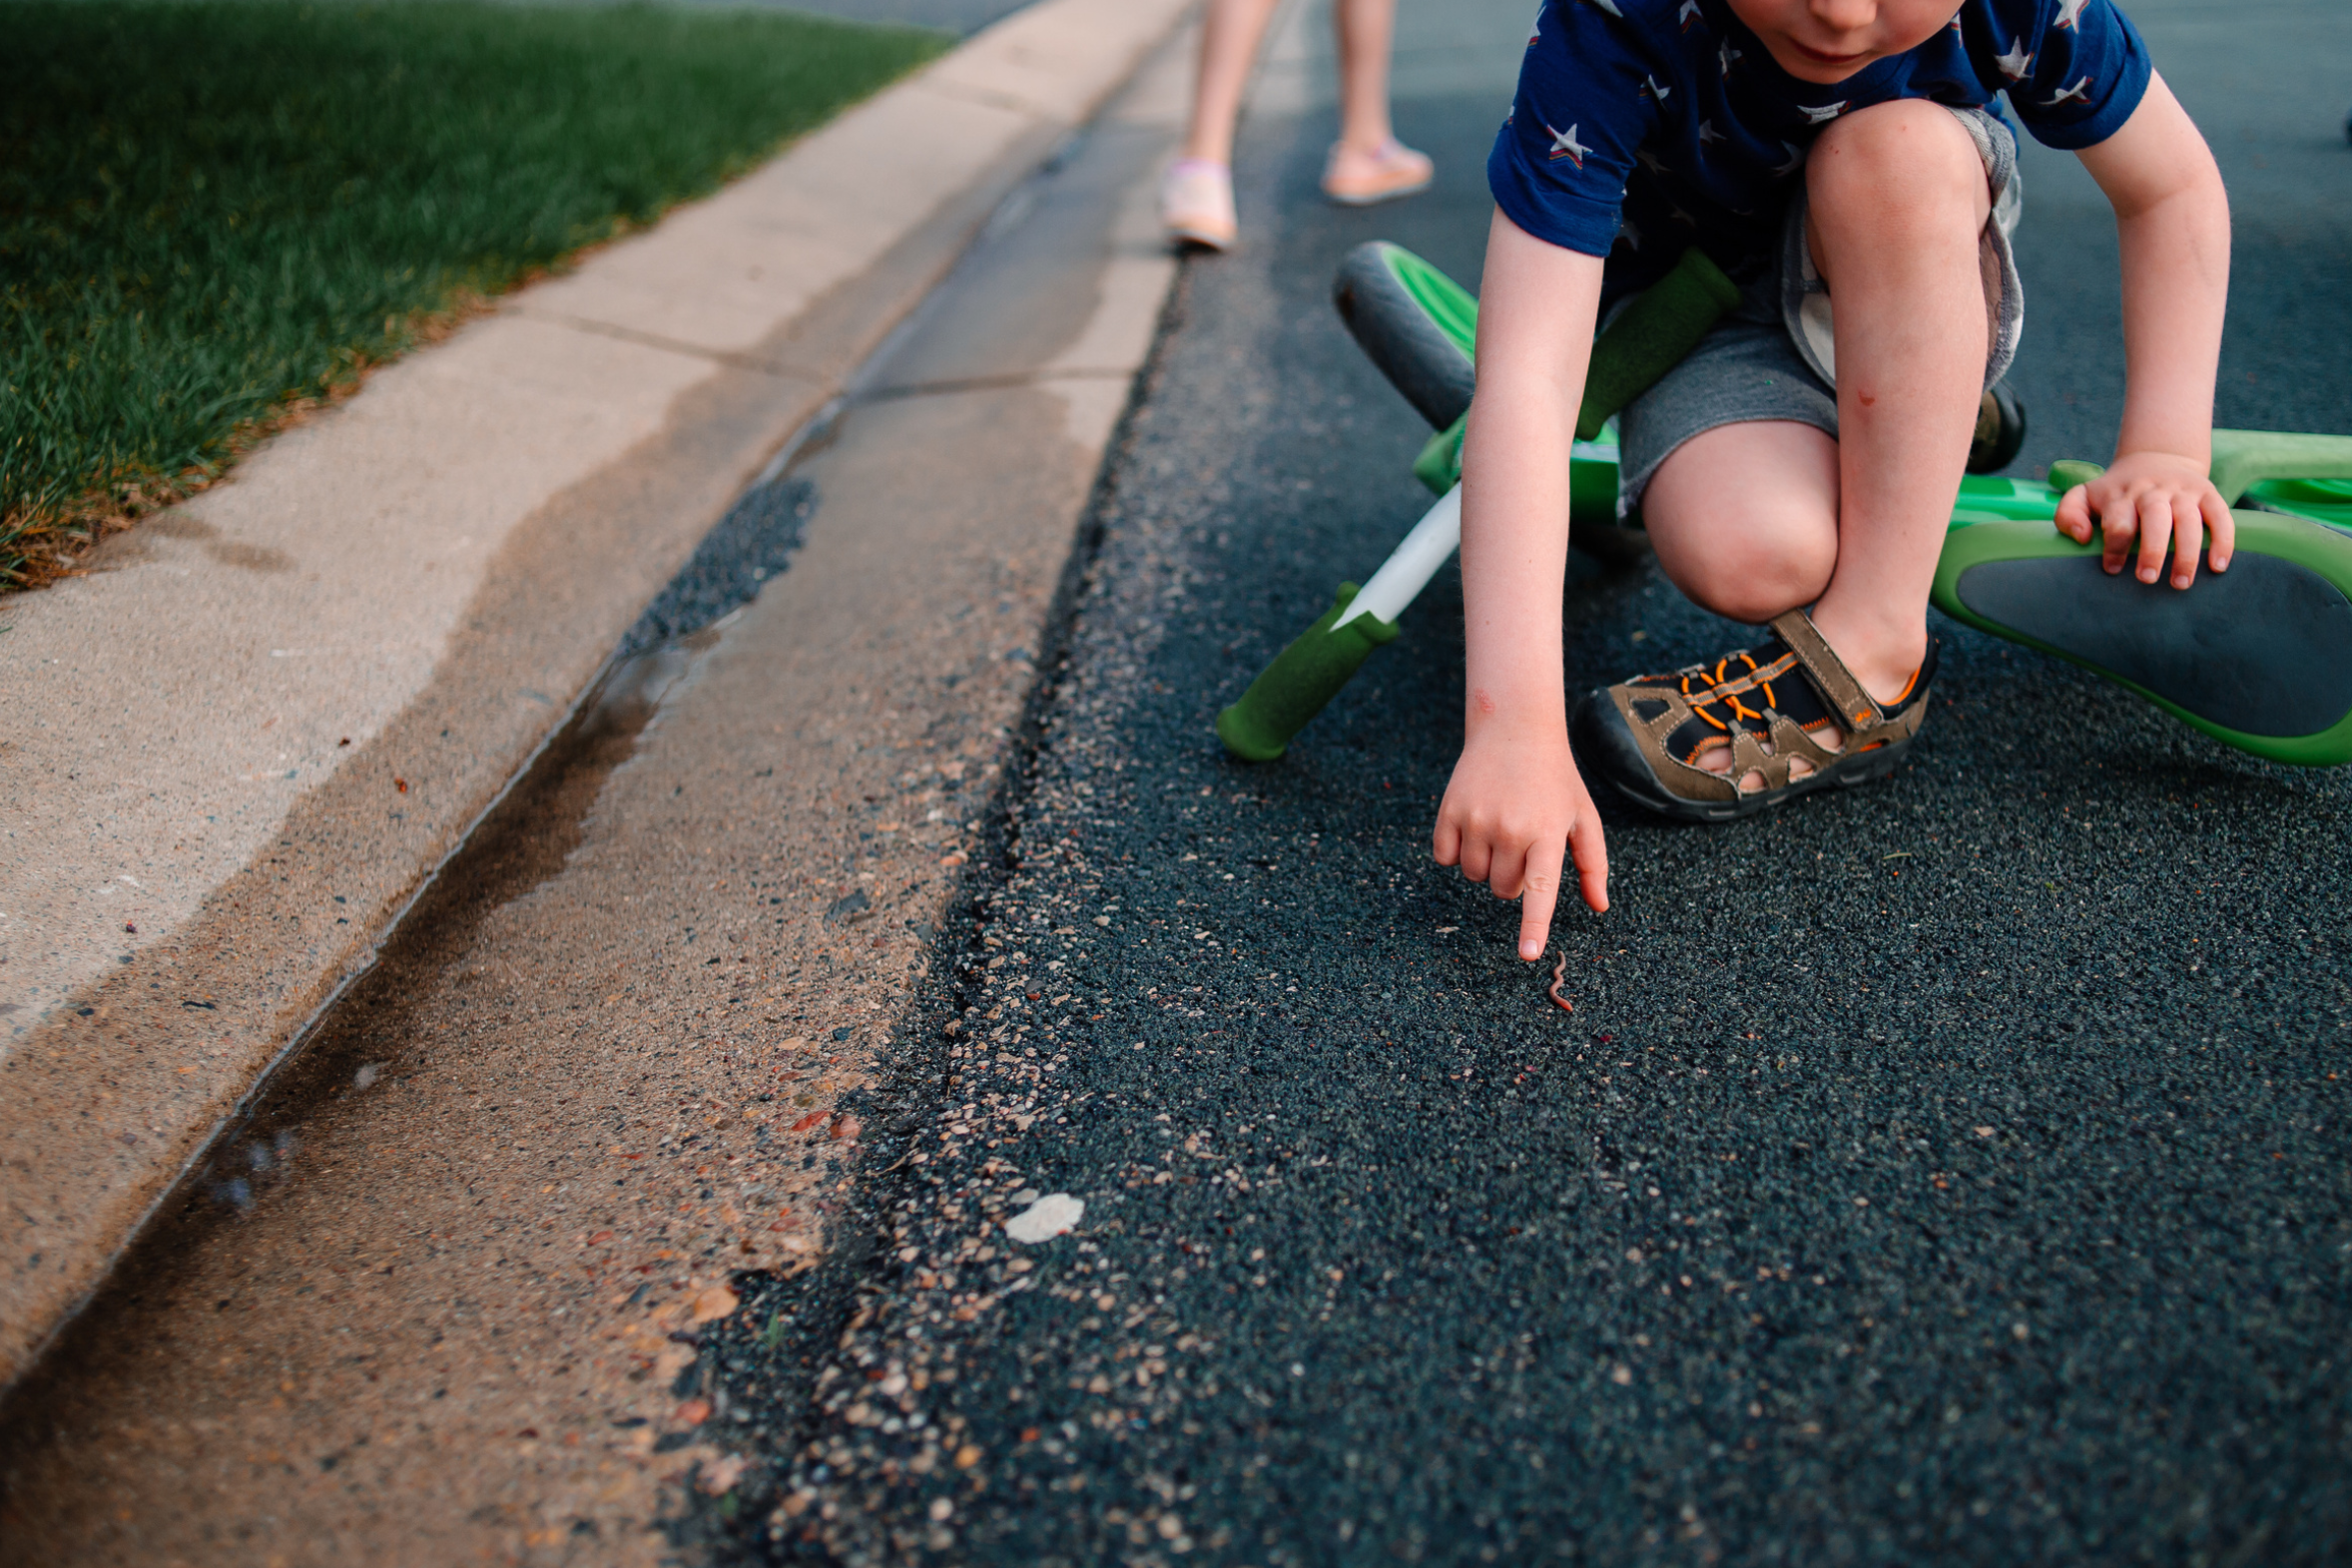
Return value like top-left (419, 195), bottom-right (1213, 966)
top-left (1436, 0), bottom-right (2231, 957)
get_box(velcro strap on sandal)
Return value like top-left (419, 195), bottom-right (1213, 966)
top-left (1770, 610), bottom-right (1880, 730)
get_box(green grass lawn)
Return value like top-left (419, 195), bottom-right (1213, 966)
top-left (0, 0), bottom-right (948, 587)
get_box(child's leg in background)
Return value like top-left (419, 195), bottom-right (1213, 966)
top-left (1179, 0), bottom-right (1281, 169)
top-left (1167, 0), bottom-right (1419, 246)
top-left (1180, 0), bottom-right (1401, 168)
top-left (1330, 0), bottom-right (1398, 157)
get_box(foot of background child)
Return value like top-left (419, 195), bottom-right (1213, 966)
top-left (1161, 159), bottom-right (1237, 252)
top-left (1321, 140), bottom-right (1433, 207)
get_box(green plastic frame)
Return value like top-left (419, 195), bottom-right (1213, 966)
top-left (1221, 241), bottom-right (2352, 767)
top-left (1929, 509), bottom-right (2352, 766)
top-left (1385, 246), bottom-right (1624, 524)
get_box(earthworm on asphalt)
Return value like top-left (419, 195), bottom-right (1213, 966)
top-left (1548, 953), bottom-right (1574, 1014)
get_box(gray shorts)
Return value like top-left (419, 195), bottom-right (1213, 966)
top-left (1616, 104), bottom-right (2025, 512)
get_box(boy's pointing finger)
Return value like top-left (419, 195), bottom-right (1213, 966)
top-left (1516, 834), bottom-right (1565, 961)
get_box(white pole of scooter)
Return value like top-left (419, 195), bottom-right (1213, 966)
top-left (1331, 483), bottom-right (1463, 630)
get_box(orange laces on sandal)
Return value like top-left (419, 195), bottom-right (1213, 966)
top-left (1676, 650), bottom-right (1800, 734)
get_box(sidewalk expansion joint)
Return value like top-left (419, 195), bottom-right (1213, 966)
top-left (513, 308), bottom-right (821, 381)
top-left (919, 76), bottom-right (1059, 122)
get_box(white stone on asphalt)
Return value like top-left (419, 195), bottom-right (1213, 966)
top-left (1003, 1194), bottom-right (1083, 1244)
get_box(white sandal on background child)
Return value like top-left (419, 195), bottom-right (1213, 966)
top-left (1161, 159), bottom-right (1238, 252)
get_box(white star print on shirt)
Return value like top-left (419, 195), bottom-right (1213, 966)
top-left (1718, 40), bottom-right (1742, 77)
top-left (1995, 38), bottom-right (2034, 82)
top-left (2055, 0), bottom-right (2088, 29)
top-left (1800, 101), bottom-right (1848, 125)
top-left (1696, 118), bottom-right (1725, 147)
top-left (1546, 122), bottom-right (1592, 166)
top-left (1678, 0), bottom-right (1702, 28)
top-left (1584, 0), bottom-right (1624, 15)
top-left (1644, 74), bottom-right (1673, 103)
top-left (1772, 141), bottom-right (1807, 178)
top-left (2043, 76), bottom-right (2092, 106)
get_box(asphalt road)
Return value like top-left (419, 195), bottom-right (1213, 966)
top-left (713, 2), bottom-right (2352, 1562)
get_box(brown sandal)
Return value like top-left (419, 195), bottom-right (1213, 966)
top-left (1571, 609), bottom-right (1937, 822)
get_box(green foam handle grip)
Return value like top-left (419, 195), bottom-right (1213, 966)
top-left (1216, 583), bottom-right (1401, 762)
top-left (1575, 247), bottom-right (1742, 440)
top-left (1408, 246), bottom-right (1741, 494)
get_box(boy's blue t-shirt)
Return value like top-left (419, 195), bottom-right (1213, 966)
top-left (1490, 0), bottom-right (2152, 293)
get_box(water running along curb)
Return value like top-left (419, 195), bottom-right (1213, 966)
top-left (0, 16), bottom-right (1204, 1549)
top-left (0, 0), bottom-right (1197, 1400)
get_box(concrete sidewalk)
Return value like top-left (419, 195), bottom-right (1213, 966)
top-left (0, 7), bottom-right (1212, 1557)
top-left (0, 0), bottom-right (1193, 1394)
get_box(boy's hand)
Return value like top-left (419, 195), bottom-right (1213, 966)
top-left (1434, 722), bottom-right (1609, 961)
top-left (2055, 454), bottom-right (2234, 590)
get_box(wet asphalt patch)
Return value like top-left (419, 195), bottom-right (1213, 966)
top-left (621, 474), bottom-right (819, 660)
top-left (701, 38), bottom-right (2352, 1568)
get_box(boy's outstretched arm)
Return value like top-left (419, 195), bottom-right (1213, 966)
top-left (2058, 72), bottom-right (2234, 588)
top-left (1433, 213), bottom-right (1610, 958)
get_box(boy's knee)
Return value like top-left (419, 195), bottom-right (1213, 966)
top-left (1807, 100), bottom-right (1982, 225)
top-left (1676, 526), bottom-right (1834, 625)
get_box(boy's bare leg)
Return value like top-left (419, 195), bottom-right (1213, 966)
top-left (1801, 99), bottom-right (1992, 701)
top-left (1639, 420), bottom-right (1839, 782)
top-left (1634, 101), bottom-right (1988, 785)
top-left (1642, 419), bottom-right (1840, 625)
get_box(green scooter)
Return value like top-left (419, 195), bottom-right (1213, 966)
top-left (1217, 242), bottom-right (2352, 769)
